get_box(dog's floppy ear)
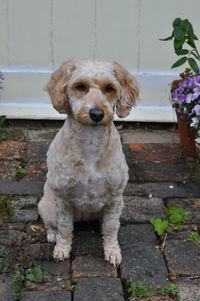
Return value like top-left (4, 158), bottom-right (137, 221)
top-left (113, 61), bottom-right (139, 118)
top-left (45, 59), bottom-right (77, 114)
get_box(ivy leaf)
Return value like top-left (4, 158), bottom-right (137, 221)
top-left (150, 218), bottom-right (169, 235)
top-left (171, 56), bottom-right (187, 68)
top-left (188, 57), bottom-right (199, 74)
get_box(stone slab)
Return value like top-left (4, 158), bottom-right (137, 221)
top-left (25, 129), bottom-right (58, 142)
top-left (124, 143), bottom-right (183, 163)
top-left (131, 161), bottom-right (190, 182)
top-left (0, 196), bottom-right (38, 223)
top-left (0, 275), bottom-right (14, 301)
top-left (164, 233), bottom-right (200, 276)
top-left (25, 260), bottom-right (70, 291)
top-left (73, 277), bottom-right (124, 301)
top-left (1, 181), bottom-right (200, 198)
top-left (24, 163), bottom-right (47, 181)
top-left (124, 182), bottom-right (200, 198)
top-left (167, 198), bottom-right (200, 224)
top-left (0, 141), bottom-right (26, 161)
top-left (176, 281), bottom-right (200, 301)
top-left (0, 181), bottom-right (44, 194)
top-left (122, 196), bottom-right (164, 223)
top-left (26, 142), bottom-right (50, 163)
top-left (72, 255), bottom-right (117, 279)
top-left (119, 225), bottom-right (168, 286)
top-left (121, 129), bottom-right (179, 144)
top-left (72, 230), bottom-right (103, 257)
top-left (21, 290), bottom-right (71, 301)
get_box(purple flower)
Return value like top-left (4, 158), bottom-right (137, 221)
top-left (192, 104), bottom-right (200, 116)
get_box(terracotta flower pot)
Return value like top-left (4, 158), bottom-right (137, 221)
top-left (176, 111), bottom-right (197, 158)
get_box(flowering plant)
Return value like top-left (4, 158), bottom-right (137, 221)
top-left (160, 18), bottom-right (200, 144)
top-left (171, 69), bottom-right (200, 143)
top-left (0, 71), bottom-right (4, 90)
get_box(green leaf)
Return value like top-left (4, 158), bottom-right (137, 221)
top-left (171, 56), bottom-right (187, 68)
top-left (17, 168), bottom-right (26, 174)
top-left (169, 213), bottom-right (183, 224)
top-left (187, 39), bottom-right (196, 48)
top-left (0, 115), bottom-right (6, 126)
top-left (173, 17), bottom-right (182, 27)
top-left (33, 265), bottom-right (43, 282)
top-left (188, 23), bottom-right (195, 38)
top-left (26, 273), bottom-right (35, 281)
top-left (175, 49), bottom-right (189, 55)
top-left (191, 51), bottom-right (200, 61)
top-left (174, 37), bottom-right (186, 49)
top-left (173, 18), bottom-right (185, 40)
top-left (159, 35), bottom-right (173, 41)
top-left (182, 19), bottom-right (190, 33)
top-left (188, 57), bottom-right (199, 74)
top-left (150, 218), bottom-right (169, 235)
top-left (188, 232), bottom-right (200, 244)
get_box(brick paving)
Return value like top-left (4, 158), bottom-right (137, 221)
top-left (0, 120), bottom-right (200, 300)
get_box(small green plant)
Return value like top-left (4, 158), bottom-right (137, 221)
top-left (13, 261), bottom-right (43, 300)
top-left (0, 115), bottom-right (13, 141)
top-left (11, 166), bottom-right (27, 181)
top-left (150, 205), bottom-right (189, 236)
top-left (128, 281), bottom-right (157, 298)
top-left (0, 247), bottom-right (12, 272)
top-left (11, 167), bottom-right (26, 174)
top-left (160, 282), bottom-right (179, 297)
top-left (128, 281), bottom-right (179, 299)
top-left (160, 17), bottom-right (200, 74)
top-left (26, 261), bottom-right (43, 283)
top-left (14, 264), bottom-right (26, 301)
top-left (188, 232), bottom-right (200, 245)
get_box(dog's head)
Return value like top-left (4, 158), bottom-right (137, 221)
top-left (45, 59), bottom-right (139, 126)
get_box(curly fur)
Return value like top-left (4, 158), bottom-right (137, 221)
top-left (38, 59), bottom-right (139, 266)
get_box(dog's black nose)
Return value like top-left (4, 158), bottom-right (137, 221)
top-left (89, 107), bottom-right (104, 122)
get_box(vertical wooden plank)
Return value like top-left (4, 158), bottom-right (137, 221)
top-left (53, 0), bottom-right (94, 65)
top-left (8, 0), bottom-right (51, 66)
top-left (0, 0), bottom-right (8, 65)
top-left (95, 0), bottom-right (139, 69)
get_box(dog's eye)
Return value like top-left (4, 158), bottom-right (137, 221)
top-left (75, 84), bottom-right (87, 92)
top-left (104, 85), bottom-right (115, 93)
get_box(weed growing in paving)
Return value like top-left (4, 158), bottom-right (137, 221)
top-left (128, 281), bottom-right (179, 299)
top-left (188, 232), bottom-right (200, 245)
top-left (14, 261), bottom-right (43, 300)
top-left (150, 205), bottom-right (200, 248)
top-left (150, 205), bottom-right (189, 236)
top-left (0, 247), bottom-right (12, 272)
top-left (0, 245), bottom-right (43, 300)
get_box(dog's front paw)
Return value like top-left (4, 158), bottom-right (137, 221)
top-left (53, 244), bottom-right (71, 261)
top-left (47, 230), bottom-right (56, 243)
top-left (104, 246), bottom-right (122, 267)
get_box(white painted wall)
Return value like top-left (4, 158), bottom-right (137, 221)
top-left (0, 0), bottom-right (199, 121)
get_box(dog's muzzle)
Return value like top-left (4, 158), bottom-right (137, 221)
top-left (89, 107), bottom-right (104, 122)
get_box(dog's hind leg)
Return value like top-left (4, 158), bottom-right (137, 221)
top-left (38, 183), bottom-right (57, 243)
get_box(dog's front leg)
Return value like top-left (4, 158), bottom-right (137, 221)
top-left (53, 202), bottom-right (73, 261)
top-left (102, 198), bottom-right (124, 267)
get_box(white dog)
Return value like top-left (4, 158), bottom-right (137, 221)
top-left (38, 59), bottom-right (139, 267)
